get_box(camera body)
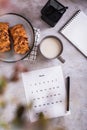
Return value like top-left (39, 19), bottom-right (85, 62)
top-left (41, 0), bottom-right (68, 27)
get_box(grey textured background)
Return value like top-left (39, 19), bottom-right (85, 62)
top-left (0, 0), bottom-right (87, 130)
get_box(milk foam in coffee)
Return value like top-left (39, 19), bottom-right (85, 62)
top-left (40, 37), bottom-right (61, 59)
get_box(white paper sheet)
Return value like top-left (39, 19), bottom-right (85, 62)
top-left (22, 66), bottom-right (67, 122)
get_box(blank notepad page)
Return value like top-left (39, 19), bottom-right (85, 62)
top-left (60, 11), bottom-right (87, 57)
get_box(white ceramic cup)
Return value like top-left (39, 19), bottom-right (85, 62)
top-left (39, 36), bottom-right (65, 63)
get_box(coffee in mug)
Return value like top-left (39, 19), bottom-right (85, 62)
top-left (39, 36), bottom-right (65, 63)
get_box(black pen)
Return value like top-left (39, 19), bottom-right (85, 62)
top-left (66, 76), bottom-right (70, 111)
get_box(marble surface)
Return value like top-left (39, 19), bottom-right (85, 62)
top-left (0, 0), bottom-right (87, 130)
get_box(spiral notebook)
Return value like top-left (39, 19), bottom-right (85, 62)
top-left (22, 66), bottom-right (70, 122)
top-left (60, 10), bottom-right (87, 57)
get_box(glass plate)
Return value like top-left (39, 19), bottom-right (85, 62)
top-left (0, 13), bottom-right (35, 62)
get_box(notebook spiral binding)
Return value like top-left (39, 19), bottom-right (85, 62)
top-left (59, 10), bottom-right (81, 32)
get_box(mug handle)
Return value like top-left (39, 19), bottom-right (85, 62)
top-left (57, 55), bottom-right (65, 63)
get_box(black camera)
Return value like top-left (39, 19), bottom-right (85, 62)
top-left (41, 0), bottom-right (68, 27)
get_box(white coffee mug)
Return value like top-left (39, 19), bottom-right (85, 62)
top-left (39, 36), bottom-right (65, 63)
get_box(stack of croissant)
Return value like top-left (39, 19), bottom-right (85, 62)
top-left (0, 22), bottom-right (29, 54)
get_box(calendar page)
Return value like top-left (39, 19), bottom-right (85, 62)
top-left (22, 66), bottom-right (67, 122)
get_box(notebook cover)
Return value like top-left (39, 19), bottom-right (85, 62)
top-left (60, 10), bottom-right (87, 57)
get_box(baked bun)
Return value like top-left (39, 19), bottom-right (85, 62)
top-left (10, 24), bottom-right (29, 54)
top-left (0, 22), bottom-right (10, 52)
